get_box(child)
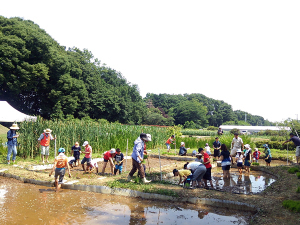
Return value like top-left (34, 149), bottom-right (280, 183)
top-left (205, 143), bottom-right (211, 156)
top-left (244, 144), bottom-right (252, 172)
top-left (179, 142), bottom-right (189, 156)
top-left (165, 135), bottom-right (175, 152)
top-left (102, 148), bottom-right (116, 175)
top-left (88, 159), bottom-right (99, 174)
top-left (173, 168), bottom-right (192, 188)
top-left (235, 150), bottom-right (243, 174)
top-left (68, 156), bottom-right (76, 168)
top-left (81, 141), bottom-right (92, 173)
top-left (253, 148), bottom-right (261, 163)
top-left (114, 148), bottom-right (124, 175)
top-left (71, 142), bottom-right (81, 167)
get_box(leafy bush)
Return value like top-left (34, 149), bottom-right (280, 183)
top-left (282, 200), bottom-right (300, 212)
top-left (207, 126), bottom-right (218, 131)
top-left (297, 172), bottom-right (300, 179)
top-left (252, 162), bottom-right (259, 166)
top-left (296, 187), bottom-right (300, 193)
top-left (288, 167), bottom-right (300, 174)
top-left (255, 140), bottom-right (296, 150)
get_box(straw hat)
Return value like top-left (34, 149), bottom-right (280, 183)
top-left (44, 128), bottom-right (52, 133)
top-left (10, 123), bottom-right (19, 130)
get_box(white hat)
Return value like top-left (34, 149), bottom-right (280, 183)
top-left (110, 148), bottom-right (116, 153)
top-left (244, 144), bottom-right (250, 149)
top-left (146, 134), bottom-right (152, 142)
top-left (82, 141), bottom-right (89, 147)
top-left (44, 128), bottom-right (52, 133)
top-left (10, 123), bottom-right (19, 130)
top-left (181, 142), bottom-right (185, 146)
top-left (237, 149), bottom-right (242, 153)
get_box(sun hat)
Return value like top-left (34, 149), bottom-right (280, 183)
top-left (181, 142), bottom-right (185, 146)
top-left (10, 123), bottom-right (19, 130)
top-left (254, 148), bottom-right (258, 151)
top-left (263, 144), bottom-right (268, 148)
top-left (44, 128), bottom-right (52, 133)
top-left (244, 144), bottom-right (250, 149)
top-left (58, 148), bottom-right (65, 153)
top-left (110, 148), bottom-right (116, 154)
top-left (205, 143), bottom-right (209, 146)
top-left (146, 134), bottom-right (152, 142)
top-left (82, 141), bottom-right (89, 147)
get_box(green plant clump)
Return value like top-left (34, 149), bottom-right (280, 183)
top-left (252, 162), bottom-right (259, 166)
top-left (288, 167), bottom-right (300, 174)
top-left (282, 200), bottom-right (300, 212)
top-left (296, 186), bottom-right (300, 193)
top-left (296, 172), bottom-right (300, 179)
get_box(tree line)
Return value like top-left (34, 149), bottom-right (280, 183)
top-left (0, 16), bottom-right (273, 127)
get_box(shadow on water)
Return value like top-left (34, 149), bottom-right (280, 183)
top-left (0, 176), bottom-right (252, 225)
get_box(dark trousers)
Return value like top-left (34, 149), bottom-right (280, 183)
top-left (129, 159), bottom-right (145, 178)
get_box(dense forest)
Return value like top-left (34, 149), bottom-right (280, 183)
top-left (0, 16), bottom-right (273, 127)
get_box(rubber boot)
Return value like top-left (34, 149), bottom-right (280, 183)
top-left (142, 177), bottom-right (151, 183)
top-left (127, 175), bottom-right (133, 182)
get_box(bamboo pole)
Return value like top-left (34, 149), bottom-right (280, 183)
top-left (125, 139), bottom-right (128, 172)
top-left (159, 148), bottom-right (162, 181)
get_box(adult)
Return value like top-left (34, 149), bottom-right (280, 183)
top-left (6, 123), bottom-right (19, 164)
top-left (81, 141), bottom-right (92, 172)
top-left (231, 133), bottom-right (244, 164)
top-left (102, 148), bottom-right (116, 175)
top-left (263, 144), bottom-right (272, 166)
top-left (38, 128), bottom-right (56, 163)
top-left (71, 142), bottom-right (81, 167)
top-left (179, 142), bottom-right (188, 156)
top-left (244, 144), bottom-right (252, 172)
top-left (213, 137), bottom-right (221, 160)
top-left (282, 133), bottom-right (300, 164)
top-left (198, 148), bottom-right (213, 189)
top-left (220, 144), bottom-right (231, 179)
top-left (187, 161), bottom-right (206, 188)
top-left (127, 133), bottom-right (151, 183)
top-left (49, 148), bottom-right (71, 192)
top-left (217, 127), bottom-right (223, 136)
top-left (165, 135), bottom-right (175, 152)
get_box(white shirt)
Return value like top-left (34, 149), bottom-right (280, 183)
top-left (232, 137), bottom-right (243, 149)
top-left (187, 162), bottom-right (201, 172)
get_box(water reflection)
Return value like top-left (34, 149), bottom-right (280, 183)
top-left (0, 176), bottom-right (251, 225)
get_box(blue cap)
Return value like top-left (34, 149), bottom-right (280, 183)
top-left (58, 148), bottom-right (65, 153)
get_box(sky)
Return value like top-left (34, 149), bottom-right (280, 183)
top-left (1, 0), bottom-right (299, 123)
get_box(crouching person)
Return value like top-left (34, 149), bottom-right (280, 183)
top-left (187, 162), bottom-right (206, 189)
top-left (127, 133), bottom-right (151, 183)
top-left (49, 148), bottom-right (71, 192)
top-left (173, 168), bottom-right (192, 188)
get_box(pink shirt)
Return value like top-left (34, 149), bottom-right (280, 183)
top-left (85, 146), bottom-right (92, 158)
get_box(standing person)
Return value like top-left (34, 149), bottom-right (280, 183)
top-left (236, 150), bottom-right (244, 174)
top-left (6, 123), bottom-right (19, 164)
top-left (213, 137), bottom-right (221, 160)
top-left (179, 142), bottom-right (189, 156)
top-left (38, 128), bottom-right (56, 163)
top-left (253, 148), bottom-right (261, 163)
top-left (114, 148), bottom-right (124, 175)
top-left (165, 135), bottom-right (175, 152)
top-left (49, 148), bottom-right (71, 192)
top-left (282, 133), bottom-right (300, 164)
top-left (220, 144), bottom-right (231, 179)
top-left (102, 148), bottom-right (116, 175)
top-left (81, 141), bottom-right (92, 172)
top-left (244, 144), bottom-right (252, 172)
top-left (198, 148), bottom-right (213, 189)
top-left (138, 134), bottom-right (152, 177)
top-left (71, 142), bottom-right (81, 167)
top-left (127, 133), bottom-right (151, 183)
top-left (205, 143), bottom-right (211, 156)
top-left (187, 161), bottom-right (206, 188)
top-left (263, 144), bottom-right (272, 166)
top-left (231, 133), bottom-right (244, 164)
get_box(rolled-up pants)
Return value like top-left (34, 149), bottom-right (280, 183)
top-left (129, 159), bottom-right (145, 178)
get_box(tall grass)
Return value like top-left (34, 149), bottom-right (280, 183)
top-left (17, 117), bottom-right (168, 158)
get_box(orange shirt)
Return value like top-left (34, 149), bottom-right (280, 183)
top-left (55, 155), bottom-right (68, 168)
top-left (166, 137), bottom-right (173, 144)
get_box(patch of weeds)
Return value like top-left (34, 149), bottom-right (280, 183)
top-left (252, 162), bottom-right (259, 166)
top-left (288, 167), bottom-right (300, 174)
top-left (161, 151), bottom-right (176, 156)
top-left (282, 200), bottom-right (300, 212)
top-left (149, 188), bottom-right (178, 197)
top-left (297, 172), bottom-right (300, 179)
top-left (296, 187), bottom-right (300, 193)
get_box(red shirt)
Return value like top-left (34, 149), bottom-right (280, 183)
top-left (104, 151), bottom-right (113, 160)
top-left (203, 152), bottom-right (212, 169)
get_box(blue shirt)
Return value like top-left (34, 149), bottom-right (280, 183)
top-left (213, 141), bottom-right (221, 149)
top-left (265, 148), bottom-right (272, 158)
top-left (7, 129), bottom-right (17, 146)
top-left (131, 137), bottom-right (145, 163)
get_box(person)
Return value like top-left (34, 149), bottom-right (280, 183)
top-left (217, 127), bottom-right (223, 135)
top-left (6, 123), bottom-right (19, 164)
top-left (213, 137), bottom-right (221, 160)
top-left (138, 134), bottom-right (152, 177)
top-left (198, 148), bottom-right (213, 189)
top-left (38, 128), bottom-right (56, 163)
top-left (192, 150), bottom-right (197, 157)
top-left (253, 148), bottom-right (261, 163)
top-left (49, 148), bottom-right (71, 192)
top-left (88, 159), bottom-right (99, 174)
top-left (282, 133), bottom-right (300, 164)
top-left (127, 133), bottom-right (151, 183)
top-left (179, 142), bottom-right (189, 156)
top-left (244, 144), bottom-right (252, 172)
top-left (230, 133), bottom-right (244, 164)
top-left (165, 135), bottom-right (175, 152)
top-left (220, 144), bottom-right (231, 179)
top-left (173, 168), bottom-right (192, 187)
top-left (236, 150), bottom-right (244, 174)
top-left (263, 144), bottom-right (272, 166)
top-left (205, 143), bottom-right (211, 156)
top-left (114, 148), bottom-right (124, 175)
top-left (68, 156), bottom-right (76, 168)
top-left (81, 141), bottom-right (92, 172)
top-left (71, 142), bottom-right (81, 167)
top-left (195, 153), bottom-right (203, 163)
top-left (187, 161), bottom-right (206, 188)
top-left (102, 148), bottom-right (116, 175)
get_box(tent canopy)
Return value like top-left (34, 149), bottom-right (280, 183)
top-left (0, 101), bottom-right (37, 122)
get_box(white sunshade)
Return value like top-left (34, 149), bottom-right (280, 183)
top-left (0, 101), bottom-right (37, 122)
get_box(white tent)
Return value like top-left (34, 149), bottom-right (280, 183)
top-left (0, 101), bottom-right (37, 122)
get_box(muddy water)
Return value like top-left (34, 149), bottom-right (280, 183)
top-left (0, 177), bottom-right (252, 225)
